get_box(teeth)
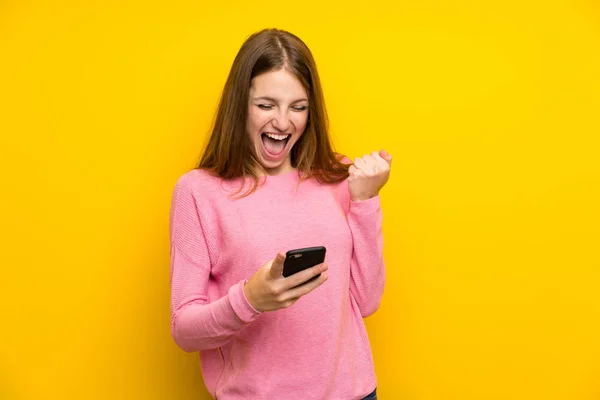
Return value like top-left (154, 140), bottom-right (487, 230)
top-left (265, 133), bottom-right (289, 141)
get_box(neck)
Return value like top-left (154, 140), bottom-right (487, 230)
top-left (256, 162), bottom-right (295, 177)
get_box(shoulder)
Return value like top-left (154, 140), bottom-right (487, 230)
top-left (174, 168), bottom-right (221, 191)
top-left (172, 168), bottom-right (225, 205)
top-left (320, 154), bottom-right (351, 209)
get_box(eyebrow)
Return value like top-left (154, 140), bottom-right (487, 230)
top-left (252, 96), bottom-right (308, 103)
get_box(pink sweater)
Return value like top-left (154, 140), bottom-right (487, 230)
top-left (169, 168), bottom-right (385, 400)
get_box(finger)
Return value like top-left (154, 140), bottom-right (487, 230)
top-left (348, 164), bottom-right (358, 176)
top-left (281, 297), bottom-right (300, 309)
top-left (353, 157), bottom-right (367, 170)
top-left (379, 149), bottom-right (392, 166)
top-left (268, 252), bottom-right (286, 279)
top-left (282, 262), bottom-right (328, 289)
top-left (362, 154), bottom-right (378, 172)
top-left (283, 270), bottom-right (329, 301)
top-left (363, 154), bottom-right (377, 164)
top-left (371, 151), bottom-right (389, 170)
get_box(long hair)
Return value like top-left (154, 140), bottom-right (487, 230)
top-left (197, 28), bottom-right (350, 195)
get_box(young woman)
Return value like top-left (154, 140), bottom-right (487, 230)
top-left (169, 28), bottom-right (392, 400)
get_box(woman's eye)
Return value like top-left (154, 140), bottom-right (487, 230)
top-left (292, 106), bottom-right (308, 112)
top-left (258, 104), bottom-right (273, 110)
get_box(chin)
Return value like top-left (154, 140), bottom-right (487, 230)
top-left (259, 157), bottom-right (287, 171)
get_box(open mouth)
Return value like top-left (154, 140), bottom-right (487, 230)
top-left (261, 133), bottom-right (291, 157)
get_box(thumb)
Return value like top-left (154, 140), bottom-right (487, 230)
top-left (380, 149), bottom-right (392, 166)
top-left (268, 251), bottom-right (286, 279)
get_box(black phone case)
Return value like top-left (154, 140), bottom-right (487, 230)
top-left (282, 246), bottom-right (326, 278)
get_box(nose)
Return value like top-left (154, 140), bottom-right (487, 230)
top-left (272, 109), bottom-right (291, 132)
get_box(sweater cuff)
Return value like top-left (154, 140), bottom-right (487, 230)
top-left (229, 280), bottom-right (262, 324)
top-left (349, 194), bottom-right (381, 214)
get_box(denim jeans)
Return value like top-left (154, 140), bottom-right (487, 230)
top-left (361, 388), bottom-right (377, 399)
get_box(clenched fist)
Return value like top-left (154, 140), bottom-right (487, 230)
top-left (348, 150), bottom-right (392, 202)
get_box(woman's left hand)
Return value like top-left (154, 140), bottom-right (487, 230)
top-left (348, 149), bottom-right (393, 202)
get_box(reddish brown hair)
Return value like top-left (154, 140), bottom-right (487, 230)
top-left (197, 28), bottom-right (350, 195)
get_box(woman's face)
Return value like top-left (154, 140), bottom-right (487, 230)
top-left (247, 68), bottom-right (309, 175)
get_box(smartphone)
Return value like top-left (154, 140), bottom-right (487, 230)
top-left (282, 246), bottom-right (327, 282)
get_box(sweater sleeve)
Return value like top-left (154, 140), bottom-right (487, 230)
top-left (346, 194), bottom-right (386, 317)
top-left (169, 178), bottom-right (261, 352)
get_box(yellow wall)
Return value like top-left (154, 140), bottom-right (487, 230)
top-left (1, 1), bottom-right (599, 399)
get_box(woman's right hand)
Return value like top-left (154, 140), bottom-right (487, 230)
top-left (243, 252), bottom-right (328, 312)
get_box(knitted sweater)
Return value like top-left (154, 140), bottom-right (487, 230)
top-left (169, 167), bottom-right (385, 399)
